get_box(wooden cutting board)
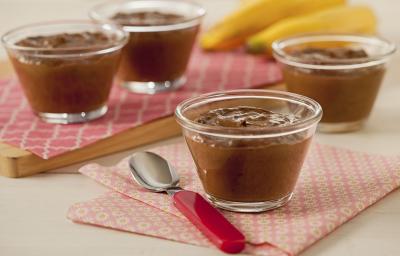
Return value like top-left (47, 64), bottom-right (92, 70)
top-left (0, 60), bottom-right (283, 178)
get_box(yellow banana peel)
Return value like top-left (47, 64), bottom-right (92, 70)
top-left (246, 5), bottom-right (377, 54)
top-left (201, 0), bottom-right (346, 51)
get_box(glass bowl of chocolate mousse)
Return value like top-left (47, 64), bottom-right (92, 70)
top-left (175, 89), bottom-right (322, 212)
top-left (272, 34), bottom-right (396, 133)
top-left (1, 21), bottom-right (128, 124)
top-left (90, 0), bottom-right (205, 94)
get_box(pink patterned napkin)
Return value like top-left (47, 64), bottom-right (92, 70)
top-left (68, 142), bottom-right (400, 256)
top-left (0, 48), bottom-right (281, 159)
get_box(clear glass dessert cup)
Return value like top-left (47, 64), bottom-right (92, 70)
top-left (1, 21), bottom-right (128, 124)
top-left (272, 34), bottom-right (396, 133)
top-left (89, 0), bottom-right (205, 94)
top-left (175, 89), bottom-right (322, 212)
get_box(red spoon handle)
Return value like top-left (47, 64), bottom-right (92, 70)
top-left (172, 190), bottom-right (245, 254)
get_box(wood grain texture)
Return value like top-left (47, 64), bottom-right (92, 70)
top-left (1, 116), bottom-right (180, 177)
top-left (0, 60), bottom-right (283, 178)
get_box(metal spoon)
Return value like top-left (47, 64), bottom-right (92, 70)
top-left (129, 151), bottom-right (245, 254)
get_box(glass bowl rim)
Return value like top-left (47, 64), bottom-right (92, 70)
top-left (1, 20), bottom-right (129, 58)
top-left (89, 0), bottom-right (206, 32)
top-left (175, 89), bottom-right (323, 139)
top-left (272, 33), bottom-right (397, 70)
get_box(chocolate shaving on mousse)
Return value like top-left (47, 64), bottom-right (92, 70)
top-left (16, 32), bottom-right (114, 49)
top-left (111, 11), bottom-right (185, 26)
top-left (194, 106), bottom-right (299, 128)
top-left (290, 47), bottom-right (368, 65)
top-left (14, 32), bottom-right (118, 66)
top-left (192, 107), bottom-right (307, 148)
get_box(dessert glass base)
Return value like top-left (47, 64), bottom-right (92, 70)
top-left (36, 105), bottom-right (108, 124)
top-left (121, 76), bottom-right (186, 94)
top-left (318, 120), bottom-right (365, 133)
top-left (206, 193), bottom-right (293, 213)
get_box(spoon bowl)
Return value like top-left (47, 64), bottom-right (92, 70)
top-left (129, 151), bottom-right (179, 192)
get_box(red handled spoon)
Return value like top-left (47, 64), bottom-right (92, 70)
top-left (128, 151), bottom-right (245, 254)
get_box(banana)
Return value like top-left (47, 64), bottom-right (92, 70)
top-left (201, 0), bottom-right (346, 51)
top-left (246, 5), bottom-right (377, 54)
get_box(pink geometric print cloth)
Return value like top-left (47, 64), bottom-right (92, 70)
top-left (67, 142), bottom-right (400, 256)
top-left (0, 48), bottom-right (281, 159)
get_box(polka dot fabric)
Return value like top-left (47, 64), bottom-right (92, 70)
top-left (68, 142), bottom-right (400, 255)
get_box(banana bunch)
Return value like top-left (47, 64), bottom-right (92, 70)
top-left (200, 0), bottom-right (377, 55)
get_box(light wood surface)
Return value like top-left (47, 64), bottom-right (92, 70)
top-left (1, 0), bottom-right (400, 256)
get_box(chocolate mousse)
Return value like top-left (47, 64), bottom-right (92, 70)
top-left (195, 106), bottom-right (300, 128)
top-left (16, 32), bottom-right (113, 49)
top-left (282, 47), bottom-right (385, 124)
top-left (185, 106), bottom-right (311, 203)
top-left (111, 11), bottom-right (184, 26)
top-left (290, 47), bottom-right (369, 63)
top-left (10, 32), bottom-right (122, 114)
top-left (110, 11), bottom-right (199, 83)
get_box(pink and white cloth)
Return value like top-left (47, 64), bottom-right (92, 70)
top-left (68, 142), bottom-right (400, 256)
top-left (0, 48), bottom-right (281, 159)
